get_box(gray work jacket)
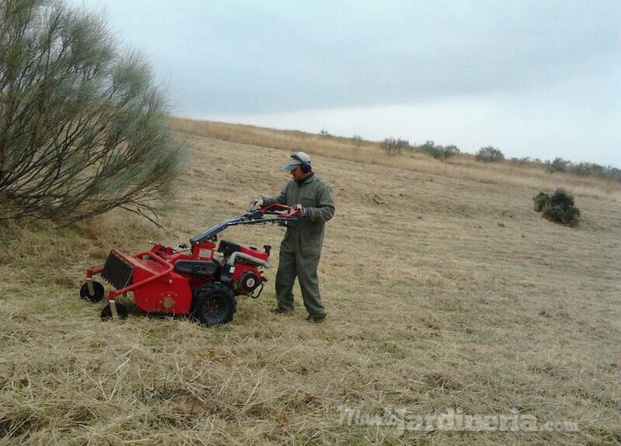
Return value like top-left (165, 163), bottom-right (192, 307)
top-left (263, 174), bottom-right (335, 256)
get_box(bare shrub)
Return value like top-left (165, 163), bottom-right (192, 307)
top-left (0, 0), bottom-right (183, 224)
top-left (381, 137), bottom-right (409, 156)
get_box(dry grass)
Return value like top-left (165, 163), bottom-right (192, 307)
top-left (1, 122), bottom-right (620, 445)
top-left (169, 117), bottom-right (621, 202)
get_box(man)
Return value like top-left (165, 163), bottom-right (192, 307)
top-left (250, 152), bottom-right (335, 323)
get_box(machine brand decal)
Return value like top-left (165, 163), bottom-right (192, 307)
top-left (199, 249), bottom-right (213, 259)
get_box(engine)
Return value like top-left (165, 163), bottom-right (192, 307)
top-left (217, 240), bottom-right (271, 297)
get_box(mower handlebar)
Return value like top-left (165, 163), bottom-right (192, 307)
top-left (245, 203), bottom-right (299, 219)
top-left (190, 204), bottom-right (300, 244)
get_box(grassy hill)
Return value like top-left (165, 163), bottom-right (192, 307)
top-left (1, 119), bottom-right (619, 445)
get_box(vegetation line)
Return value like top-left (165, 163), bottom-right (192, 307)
top-left (169, 117), bottom-right (621, 201)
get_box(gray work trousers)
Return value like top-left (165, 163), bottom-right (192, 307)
top-left (275, 250), bottom-right (326, 317)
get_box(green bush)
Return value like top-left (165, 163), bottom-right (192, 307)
top-left (545, 157), bottom-right (571, 173)
top-left (414, 141), bottom-right (460, 161)
top-left (475, 146), bottom-right (505, 162)
top-left (533, 189), bottom-right (580, 227)
top-left (533, 192), bottom-right (550, 212)
top-left (442, 145), bottom-right (461, 159)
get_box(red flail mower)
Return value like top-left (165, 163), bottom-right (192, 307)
top-left (80, 204), bottom-right (298, 325)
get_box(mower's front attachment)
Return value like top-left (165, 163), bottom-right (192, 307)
top-left (82, 248), bottom-right (192, 320)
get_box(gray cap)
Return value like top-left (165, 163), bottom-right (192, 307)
top-left (284, 152), bottom-right (311, 171)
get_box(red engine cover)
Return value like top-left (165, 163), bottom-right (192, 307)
top-left (237, 245), bottom-right (269, 262)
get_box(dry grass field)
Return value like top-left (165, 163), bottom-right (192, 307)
top-left (1, 119), bottom-right (620, 445)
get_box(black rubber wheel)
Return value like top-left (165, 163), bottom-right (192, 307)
top-left (80, 281), bottom-right (105, 303)
top-left (192, 283), bottom-right (236, 325)
top-left (101, 302), bottom-right (129, 321)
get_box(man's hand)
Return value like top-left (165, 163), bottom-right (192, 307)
top-left (248, 198), bottom-right (263, 209)
top-left (294, 204), bottom-right (307, 218)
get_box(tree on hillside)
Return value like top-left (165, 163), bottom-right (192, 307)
top-left (0, 0), bottom-right (183, 223)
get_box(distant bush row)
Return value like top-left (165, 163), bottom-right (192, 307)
top-left (380, 138), bottom-right (460, 160)
top-left (544, 157), bottom-right (621, 182)
top-left (381, 138), bottom-right (504, 163)
top-left (376, 136), bottom-right (619, 182)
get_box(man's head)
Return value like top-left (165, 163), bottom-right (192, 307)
top-left (284, 152), bottom-right (312, 180)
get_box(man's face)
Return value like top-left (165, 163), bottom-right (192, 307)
top-left (290, 165), bottom-right (306, 181)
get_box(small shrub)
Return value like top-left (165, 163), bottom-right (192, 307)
top-left (545, 157), bottom-right (571, 173)
top-left (381, 137), bottom-right (410, 156)
top-left (442, 145), bottom-right (461, 159)
top-left (533, 192), bottom-right (550, 212)
top-left (415, 141), bottom-right (442, 159)
top-left (510, 157), bottom-right (533, 165)
top-left (533, 189), bottom-right (580, 227)
top-left (476, 146), bottom-right (505, 162)
top-left (352, 135), bottom-right (362, 151)
top-left (414, 141), bottom-right (460, 161)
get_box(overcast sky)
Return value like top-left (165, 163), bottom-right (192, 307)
top-left (68, 0), bottom-right (620, 166)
